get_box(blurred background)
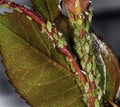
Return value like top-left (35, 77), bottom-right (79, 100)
top-left (0, 0), bottom-right (120, 107)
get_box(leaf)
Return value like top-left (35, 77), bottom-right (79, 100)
top-left (0, 12), bottom-right (85, 107)
top-left (31, 0), bottom-right (60, 21)
top-left (101, 41), bottom-right (120, 100)
top-left (93, 33), bottom-right (120, 100)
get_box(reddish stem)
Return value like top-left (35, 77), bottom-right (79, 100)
top-left (1, 0), bottom-right (46, 25)
top-left (59, 47), bottom-right (86, 82)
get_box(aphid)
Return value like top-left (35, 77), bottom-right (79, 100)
top-left (1, 4), bottom-right (9, 8)
top-left (76, 18), bottom-right (83, 26)
top-left (14, 7), bottom-right (22, 13)
top-left (87, 35), bottom-right (90, 40)
top-left (77, 49), bottom-right (83, 58)
top-left (95, 99), bottom-right (100, 107)
top-left (85, 42), bottom-right (90, 53)
top-left (58, 37), bottom-right (67, 48)
top-left (81, 60), bottom-right (86, 69)
top-left (47, 21), bottom-right (52, 32)
top-left (92, 61), bottom-right (96, 72)
top-left (86, 61), bottom-right (92, 72)
top-left (24, 5), bottom-right (30, 10)
top-left (89, 72), bottom-right (93, 81)
top-left (85, 82), bottom-right (89, 93)
top-left (80, 36), bottom-right (86, 45)
top-left (69, 63), bottom-right (76, 73)
top-left (98, 89), bottom-right (103, 100)
top-left (53, 34), bottom-right (59, 40)
top-left (95, 73), bottom-right (101, 86)
top-left (58, 39), bottom-right (64, 48)
top-left (74, 28), bottom-right (80, 36)
top-left (26, 15), bottom-right (32, 21)
top-left (84, 54), bottom-right (89, 62)
top-left (52, 43), bottom-right (56, 48)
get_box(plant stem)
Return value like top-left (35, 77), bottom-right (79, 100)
top-left (65, 0), bottom-right (104, 106)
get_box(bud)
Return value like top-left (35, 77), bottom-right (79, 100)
top-left (66, 0), bottom-right (82, 15)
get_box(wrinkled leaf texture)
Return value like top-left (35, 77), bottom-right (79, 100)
top-left (0, 0), bottom-right (120, 107)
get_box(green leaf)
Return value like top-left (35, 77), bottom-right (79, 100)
top-left (0, 12), bottom-right (85, 107)
top-left (31, 0), bottom-right (60, 21)
top-left (101, 41), bottom-right (120, 100)
top-left (93, 33), bottom-right (120, 100)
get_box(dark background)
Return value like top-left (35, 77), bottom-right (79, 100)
top-left (0, 0), bottom-right (120, 106)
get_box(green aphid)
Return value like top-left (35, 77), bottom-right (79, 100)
top-left (26, 15), bottom-right (32, 21)
top-left (92, 61), bottom-right (97, 72)
top-left (58, 39), bottom-right (63, 48)
top-left (2, 4), bottom-right (9, 8)
top-left (89, 72), bottom-right (93, 82)
top-left (92, 55), bottom-right (96, 62)
top-left (70, 64), bottom-right (76, 73)
top-left (74, 37), bottom-right (80, 44)
top-left (88, 6), bottom-right (93, 22)
top-left (81, 60), bottom-right (86, 69)
top-left (53, 34), bottom-right (59, 40)
top-left (74, 28), bottom-right (80, 36)
top-left (89, 36), bottom-right (94, 45)
top-left (95, 99), bottom-right (100, 107)
top-left (14, 7), bottom-right (22, 13)
top-left (85, 21), bottom-right (90, 32)
top-left (58, 37), bottom-right (67, 48)
top-left (77, 50), bottom-right (83, 58)
top-left (24, 5), bottom-right (30, 9)
top-left (80, 36), bottom-right (86, 45)
top-left (98, 89), bottom-right (103, 100)
top-left (85, 42), bottom-right (90, 53)
top-left (75, 75), bottom-right (84, 91)
top-left (76, 18), bottom-right (83, 26)
top-left (76, 41), bottom-right (81, 48)
top-left (95, 73), bottom-right (101, 86)
top-left (61, 37), bottom-right (67, 46)
top-left (47, 21), bottom-right (52, 32)
top-left (66, 57), bottom-right (76, 73)
top-left (87, 61), bottom-right (92, 72)
top-left (84, 54), bottom-right (89, 62)
top-left (85, 82), bottom-right (89, 93)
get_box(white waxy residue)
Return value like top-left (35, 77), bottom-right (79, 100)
top-left (92, 33), bottom-right (107, 94)
top-left (92, 33), bottom-right (108, 56)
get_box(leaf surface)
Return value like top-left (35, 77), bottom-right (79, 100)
top-left (31, 0), bottom-right (60, 21)
top-left (0, 12), bottom-right (85, 107)
top-left (100, 41), bottom-right (120, 100)
top-left (93, 33), bottom-right (120, 100)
